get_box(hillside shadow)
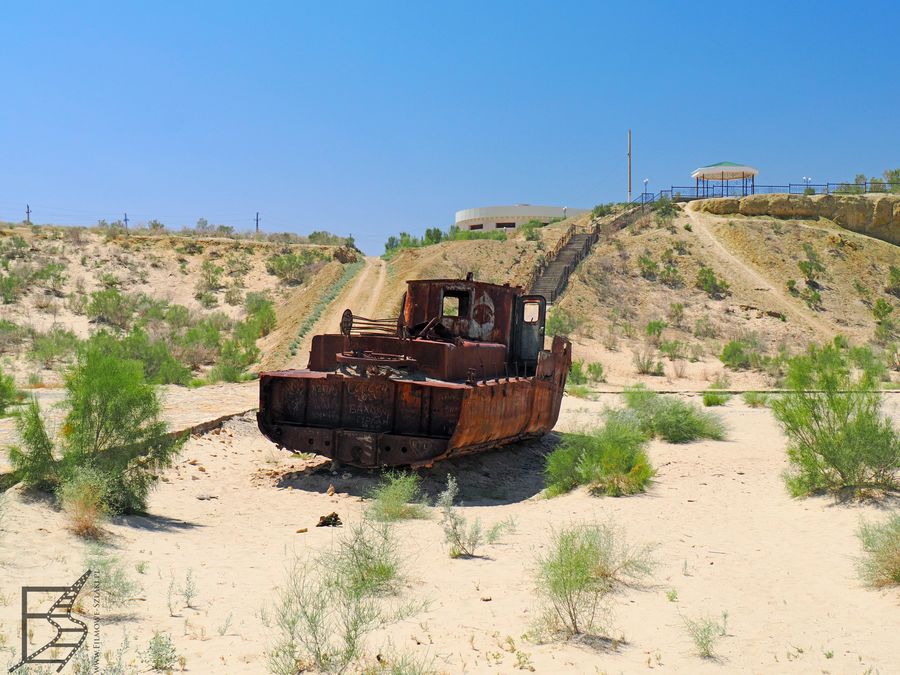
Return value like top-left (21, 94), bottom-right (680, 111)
top-left (273, 432), bottom-right (563, 505)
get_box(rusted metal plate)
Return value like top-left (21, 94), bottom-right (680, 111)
top-left (257, 278), bottom-right (571, 468)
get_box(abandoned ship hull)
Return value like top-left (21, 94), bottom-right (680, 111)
top-left (257, 364), bottom-right (567, 468)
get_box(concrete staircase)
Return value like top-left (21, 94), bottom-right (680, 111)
top-left (529, 206), bottom-right (647, 304)
top-left (530, 232), bottom-right (595, 303)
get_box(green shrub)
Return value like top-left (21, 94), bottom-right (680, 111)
top-left (57, 466), bottom-right (110, 537)
top-left (0, 270), bottom-right (27, 304)
top-left (367, 472), bottom-right (429, 522)
top-left (0, 318), bottom-right (27, 354)
top-left (30, 326), bottom-right (80, 368)
top-left (720, 340), bottom-right (752, 370)
top-left (742, 391), bottom-right (770, 408)
top-left (266, 522), bottom-right (415, 674)
top-left (696, 266), bottom-right (729, 299)
top-left (771, 343), bottom-right (899, 496)
top-left (667, 302), bottom-right (685, 327)
top-left (198, 259), bottom-right (224, 292)
top-left (0, 366), bottom-right (21, 416)
top-left (798, 243), bottom-right (825, 285)
top-left (683, 612), bottom-right (728, 658)
top-left (637, 253), bottom-right (659, 280)
top-left (84, 543), bottom-right (141, 610)
top-left (7, 396), bottom-right (57, 490)
top-left (437, 476), bottom-right (514, 558)
top-left (633, 348), bottom-right (664, 376)
top-left (693, 315), bottom-right (717, 339)
top-left (94, 330), bottom-right (191, 386)
top-left (545, 414), bottom-right (653, 497)
top-left (702, 390), bottom-right (731, 407)
top-left (534, 522), bottom-right (654, 637)
top-left (888, 265), bottom-right (900, 299)
top-left (546, 307), bottom-right (581, 337)
top-left (586, 362), bottom-right (605, 382)
top-left (244, 292), bottom-right (277, 337)
top-left (645, 320), bottom-right (667, 345)
top-left (622, 385), bottom-right (725, 443)
top-left (266, 250), bottom-right (328, 284)
top-left (141, 631), bottom-right (179, 671)
top-left (857, 514), bottom-right (900, 587)
top-left (659, 340), bottom-right (686, 361)
top-left (565, 383), bottom-right (591, 398)
top-left (87, 288), bottom-right (133, 329)
top-left (568, 360), bottom-right (588, 385)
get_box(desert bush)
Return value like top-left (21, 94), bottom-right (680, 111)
top-left (141, 631), bottom-right (179, 671)
top-left (534, 522), bottom-right (654, 637)
top-left (12, 341), bottom-right (183, 513)
top-left (801, 286), bottom-right (823, 310)
top-left (57, 466), bottom-right (110, 537)
top-left (437, 476), bottom-right (514, 558)
top-left (702, 389), bottom-right (731, 407)
top-left (857, 514), bottom-right (900, 587)
top-left (266, 523), bottom-right (416, 674)
top-left (198, 259), bottom-right (224, 292)
top-left (0, 318), bottom-right (27, 353)
top-left (659, 263), bottom-right (683, 288)
top-left (546, 307), bottom-right (581, 337)
top-left (0, 269), bottom-right (28, 304)
top-left (87, 288), bottom-right (133, 329)
top-left (693, 315), bottom-right (717, 338)
top-left (568, 360), bottom-right (588, 385)
top-left (545, 415), bottom-right (653, 496)
top-left (771, 343), bottom-right (899, 496)
top-left (798, 243), bottom-right (825, 285)
top-left (667, 302), bottom-right (685, 327)
top-left (224, 284), bottom-right (243, 306)
top-left (266, 250), bottom-right (328, 284)
top-left (586, 362), bottom-right (605, 382)
top-left (7, 396), bottom-right (57, 489)
top-left (0, 366), bottom-right (21, 416)
top-left (645, 320), bottom-right (666, 345)
top-left (623, 385), bottom-right (725, 443)
top-left (84, 543), bottom-right (141, 610)
top-left (367, 472), bottom-right (429, 522)
top-left (633, 348), bottom-right (664, 376)
top-left (683, 612), bottom-right (728, 658)
top-left (659, 340), bottom-right (686, 361)
top-left (696, 266), bottom-right (729, 299)
top-left (888, 265), bottom-right (900, 299)
top-left (86, 330), bottom-right (190, 386)
top-left (244, 292), bottom-right (277, 337)
top-left (29, 325), bottom-right (80, 368)
top-left (637, 253), bottom-right (658, 280)
top-left (742, 391), bottom-right (770, 408)
top-left (720, 340), bottom-right (752, 370)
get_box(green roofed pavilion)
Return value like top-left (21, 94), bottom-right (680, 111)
top-left (691, 162), bottom-right (758, 197)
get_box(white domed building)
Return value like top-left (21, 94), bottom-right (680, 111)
top-left (454, 204), bottom-right (590, 232)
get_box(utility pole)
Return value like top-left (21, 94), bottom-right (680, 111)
top-left (627, 129), bottom-right (632, 203)
top-left (123, 212), bottom-right (129, 232)
top-left (255, 212), bottom-right (260, 233)
top-left (25, 204), bottom-right (31, 225)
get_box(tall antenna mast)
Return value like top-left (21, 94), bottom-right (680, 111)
top-left (627, 129), bottom-right (632, 203)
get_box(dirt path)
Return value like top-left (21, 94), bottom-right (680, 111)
top-left (289, 257), bottom-right (387, 367)
top-left (684, 207), bottom-right (836, 338)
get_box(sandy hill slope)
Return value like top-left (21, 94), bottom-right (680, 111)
top-left (0, 223), bottom-right (355, 385)
top-left (551, 198), bottom-right (898, 387)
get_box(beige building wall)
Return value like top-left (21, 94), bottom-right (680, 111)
top-left (454, 205), bottom-right (590, 231)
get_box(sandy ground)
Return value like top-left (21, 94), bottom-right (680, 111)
top-left (1, 393), bottom-right (898, 673)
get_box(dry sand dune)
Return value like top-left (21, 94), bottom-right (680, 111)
top-left (1, 394), bottom-right (897, 673)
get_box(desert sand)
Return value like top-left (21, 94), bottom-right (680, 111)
top-left (1, 391), bottom-right (898, 673)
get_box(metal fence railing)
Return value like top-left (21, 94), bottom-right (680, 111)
top-left (630, 182), bottom-right (900, 206)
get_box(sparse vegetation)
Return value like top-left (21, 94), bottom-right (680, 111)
top-left (141, 631), bottom-right (179, 671)
top-left (742, 391), bottom-right (770, 408)
top-left (683, 611), bottom-right (728, 658)
top-left (57, 466), bottom-right (110, 537)
top-left (771, 342), bottom-right (899, 496)
top-left (696, 265), bottom-right (730, 299)
top-left (702, 388), bottom-right (731, 407)
top-left (0, 366), bottom-right (21, 416)
top-left (633, 347), bottom-right (664, 376)
top-left (857, 514), bottom-right (900, 587)
top-left (546, 306), bottom-right (582, 337)
top-left (534, 522), bottom-right (654, 637)
top-left (84, 543), bottom-right (141, 610)
top-left (622, 385), bottom-right (725, 443)
top-left (437, 476), bottom-right (514, 558)
top-left (367, 472), bottom-right (429, 522)
top-left (544, 415), bottom-right (653, 497)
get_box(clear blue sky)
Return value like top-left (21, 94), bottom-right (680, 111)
top-left (2, 1), bottom-right (898, 254)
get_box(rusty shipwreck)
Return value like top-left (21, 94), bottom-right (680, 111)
top-left (257, 274), bottom-right (571, 467)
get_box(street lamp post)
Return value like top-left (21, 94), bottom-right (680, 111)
top-left (802, 176), bottom-right (812, 194)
